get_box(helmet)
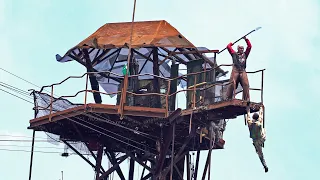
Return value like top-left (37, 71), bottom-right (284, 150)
top-left (252, 113), bottom-right (259, 120)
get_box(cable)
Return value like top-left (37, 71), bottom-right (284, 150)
top-left (0, 134), bottom-right (48, 140)
top-left (0, 68), bottom-right (42, 89)
top-left (76, 117), bottom-right (156, 152)
top-left (0, 88), bottom-right (33, 104)
top-left (0, 148), bottom-right (64, 154)
top-left (69, 118), bottom-right (153, 154)
top-left (0, 148), bottom-right (91, 155)
top-left (0, 82), bottom-right (31, 96)
top-left (0, 139), bottom-right (55, 142)
top-left (0, 144), bottom-right (64, 150)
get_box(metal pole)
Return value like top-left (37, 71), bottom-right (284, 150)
top-left (261, 71), bottom-right (265, 128)
top-left (170, 123), bottom-right (176, 180)
top-left (119, 0), bottom-right (137, 117)
top-left (84, 73), bottom-right (89, 110)
top-left (28, 130), bottom-right (35, 180)
top-left (49, 85), bottom-right (54, 121)
top-left (61, 171), bottom-right (63, 180)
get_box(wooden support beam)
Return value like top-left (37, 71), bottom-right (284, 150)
top-left (160, 47), bottom-right (187, 64)
top-left (169, 123), bottom-right (176, 180)
top-left (155, 108), bottom-right (182, 176)
top-left (153, 47), bottom-right (161, 108)
top-left (174, 164), bottom-right (183, 180)
top-left (159, 127), bottom-right (196, 179)
top-left (193, 149), bottom-right (201, 180)
top-left (63, 140), bottom-right (103, 174)
top-left (95, 145), bottom-right (104, 180)
top-left (71, 122), bottom-right (106, 172)
top-left (83, 49), bottom-right (102, 104)
top-left (105, 151), bottom-right (126, 180)
top-left (129, 157), bottom-right (135, 180)
top-left (159, 151), bottom-right (189, 179)
top-left (98, 155), bottom-right (128, 180)
top-left (122, 149), bottom-right (153, 172)
top-left (186, 153), bottom-right (191, 180)
top-left (141, 172), bottom-right (152, 180)
top-left (201, 150), bottom-right (212, 180)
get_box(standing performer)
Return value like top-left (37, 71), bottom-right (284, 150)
top-left (226, 37), bottom-right (252, 101)
top-left (246, 106), bottom-right (268, 173)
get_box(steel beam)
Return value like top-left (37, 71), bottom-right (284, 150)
top-left (98, 154), bottom-right (128, 180)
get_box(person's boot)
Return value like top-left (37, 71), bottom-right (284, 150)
top-left (264, 165), bottom-right (268, 173)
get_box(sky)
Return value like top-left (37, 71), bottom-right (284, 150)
top-left (0, 0), bottom-right (319, 179)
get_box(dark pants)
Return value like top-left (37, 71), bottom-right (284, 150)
top-left (226, 67), bottom-right (250, 101)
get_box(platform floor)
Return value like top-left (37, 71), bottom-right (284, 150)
top-left (28, 99), bottom-right (263, 153)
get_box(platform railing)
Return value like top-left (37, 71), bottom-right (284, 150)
top-left (33, 65), bottom-right (265, 119)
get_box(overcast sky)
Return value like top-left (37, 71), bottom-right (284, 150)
top-left (0, 0), bottom-right (319, 179)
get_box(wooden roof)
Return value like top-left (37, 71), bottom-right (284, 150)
top-left (76, 20), bottom-right (195, 49)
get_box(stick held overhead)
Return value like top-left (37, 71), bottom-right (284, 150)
top-left (218, 26), bottom-right (262, 54)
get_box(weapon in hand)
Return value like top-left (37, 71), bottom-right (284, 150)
top-left (218, 27), bottom-right (262, 54)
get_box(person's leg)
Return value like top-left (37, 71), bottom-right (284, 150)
top-left (226, 68), bottom-right (239, 100)
top-left (239, 71), bottom-right (250, 101)
top-left (253, 140), bottom-right (268, 172)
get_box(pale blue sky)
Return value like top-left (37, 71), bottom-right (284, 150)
top-left (0, 0), bottom-right (319, 179)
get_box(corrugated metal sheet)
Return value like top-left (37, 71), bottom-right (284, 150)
top-left (76, 20), bottom-right (195, 49)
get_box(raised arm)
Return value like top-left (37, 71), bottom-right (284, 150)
top-left (227, 42), bottom-right (235, 55)
top-left (258, 106), bottom-right (264, 124)
top-left (246, 107), bottom-right (253, 126)
top-left (244, 37), bottom-right (252, 57)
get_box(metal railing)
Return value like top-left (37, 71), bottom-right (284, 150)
top-left (32, 65), bottom-right (265, 119)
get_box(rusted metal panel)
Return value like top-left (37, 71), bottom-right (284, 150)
top-left (76, 20), bottom-right (195, 49)
top-left (181, 99), bottom-right (263, 116)
top-left (28, 104), bottom-right (167, 128)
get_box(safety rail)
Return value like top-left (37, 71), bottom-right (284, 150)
top-left (31, 65), bottom-right (265, 119)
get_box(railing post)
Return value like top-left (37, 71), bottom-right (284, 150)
top-left (49, 85), bottom-right (54, 122)
top-left (165, 80), bottom-right (171, 117)
top-left (261, 70), bottom-right (265, 128)
top-left (261, 70), bottom-right (264, 103)
top-left (84, 73), bottom-right (89, 111)
top-left (192, 75), bottom-right (197, 108)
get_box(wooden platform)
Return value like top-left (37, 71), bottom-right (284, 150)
top-left (28, 99), bottom-right (263, 153)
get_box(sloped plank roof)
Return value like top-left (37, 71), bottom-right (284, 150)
top-left (77, 20), bottom-right (195, 49)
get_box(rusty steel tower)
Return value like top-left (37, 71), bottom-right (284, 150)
top-left (27, 20), bottom-right (265, 180)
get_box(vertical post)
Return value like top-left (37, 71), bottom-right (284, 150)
top-left (95, 145), bottom-right (103, 180)
top-left (119, 0), bottom-right (137, 118)
top-left (165, 80), bottom-right (171, 117)
top-left (129, 157), bottom-right (135, 180)
top-left (153, 47), bottom-right (161, 108)
top-left (261, 70), bottom-right (264, 103)
top-left (49, 85), bottom-right (54, 122)
top-left (201, 151), bottom-right (211, 180)
top-left (28, 130), bottom-right (35, 180)
top-left (193, 149), bottom-right (200, 180)
top-left (61, 171), bottom-right (63, 180)
top-left (170, 123), bottom-right (176, 180)
top-left (186, 153), bottom-right (191, 180)
top-left (208, 124), bottom-right (213, 180)
top-left (213, 53), bottom-right (217, 102)
top-left (84, 73), bottom-right (89, 110)
top-left (261, 70), bottom-right (265, 128)
top-left (192, 76), bottom-right (197, 108)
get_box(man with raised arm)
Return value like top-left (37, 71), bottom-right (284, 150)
top-left (226, 37), bottom-right (252, 101)
top-left (246, 106), bottom-right (268, 172)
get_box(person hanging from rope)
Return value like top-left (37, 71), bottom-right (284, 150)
top-left (246, 106), bottom-right (268, 173)
top-left (226, 36), bottom-right (252, 101)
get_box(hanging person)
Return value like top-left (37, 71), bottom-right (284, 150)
top-left (225, 36), bottom-right (252, 101)
top-left (246, 106), bottom-right (268, 173)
